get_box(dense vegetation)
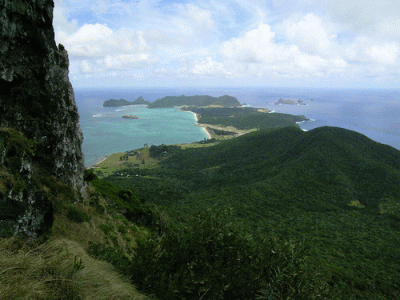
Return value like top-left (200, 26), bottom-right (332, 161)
top-left (104, 126), bottom-right (400, 299)
top-left (3, 123), bottom-right (400, 299)
top-left (188, 107), bottom-right (308, 129)
top-left (147, 95), bottom-right (240, 108)
top-left (103, 96), bottom-right (150, 107)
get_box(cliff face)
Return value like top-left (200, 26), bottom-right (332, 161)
top-left (0, 0), bottom-right (84, 237)
top-left (0, 0), bottom-right (84, 189)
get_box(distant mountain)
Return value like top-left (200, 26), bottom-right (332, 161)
top-left (147, 95), bottom-right (240, 108)
top-left (103, 96), bottom-right (150, 107)
top-left (131, 96), bottom-right (150, 105)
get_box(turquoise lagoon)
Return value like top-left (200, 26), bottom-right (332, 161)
top-left (78, 103), bottom-right (207, 166)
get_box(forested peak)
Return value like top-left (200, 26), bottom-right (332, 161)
top-left (148, 94), bottom-right (241, 108)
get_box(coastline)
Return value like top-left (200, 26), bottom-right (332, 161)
top-left (88, 156), bottom-right (108, 168)
top-left (184, 110), bottom-right (212, 140)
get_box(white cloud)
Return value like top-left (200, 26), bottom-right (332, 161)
top-left (59, 24), bottom-right (150, 58)
top-left (221, 24), bottom-right (278, 62)
top-left (170, 3), bottom-right (217, 43)
top-left (186, 4), bottom-right (214, 31)
top-left (78, 53), bottom-right (156, 74)
top-left (54, 3), bottom-right (156, 74)
top-left (321, 0), bottom-right (400, 37)
top-left (54, 0), bottom-right (400, 87)
top-left (273, 0), bottom-right (400, 40)
top-left (346, 37), bottom-right (399, 65)
top-left (145, 29), bottom-right (189, 47)
top-left (221, 23), bottom-right (347, 78)
top-left (191, 57), bottom-right (230, 76)
top-left (64, 24), bottom-right (113, 57)
top-left (366, 43), bottom-right (399, 65)
top-left (53, 0), bottom-right (78, 36)
top-left (282, 13), bottom-right (335, 56)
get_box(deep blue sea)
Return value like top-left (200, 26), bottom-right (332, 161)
top-left (74, 87), bottom-right (400, 167)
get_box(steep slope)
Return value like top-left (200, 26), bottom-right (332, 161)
top-left (0, 0), bottom-right (84, 190)
top-left (0, 0), bottom-right (84, 237)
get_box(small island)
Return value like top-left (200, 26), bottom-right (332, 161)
top-left (103, 96), bottom-right (150, 107)
top-left (122, 115), bottom-right (139, 119)
top-left (274, 99), bottom-right (307, 105)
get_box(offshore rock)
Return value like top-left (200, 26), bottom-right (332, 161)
top-left (0, 0), bottom-right (84, 237)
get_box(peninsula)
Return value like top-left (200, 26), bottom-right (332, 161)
top-left (103, 96), bottom-right (150, 107)
top-left (148, 95), bottom-right (241, 108)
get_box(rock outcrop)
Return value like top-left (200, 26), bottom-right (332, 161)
top-left (122, 115), bottom-right (139, 119)
top-left (0, 0), bottom-right (84, 237)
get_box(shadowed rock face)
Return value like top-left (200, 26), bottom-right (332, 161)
top-left (0, 0), bottom-right (84, 238)
top-left (0, 0), bottom-right (84, 190)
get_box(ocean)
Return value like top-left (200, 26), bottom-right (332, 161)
top-left (74, 87), bottom-right (400, 167)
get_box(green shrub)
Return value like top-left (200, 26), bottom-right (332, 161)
top-left (89, 196), bottom-right (105, 214)
top-left (91, 179), bottom-right (162, 229)
top-left (84, 169), bottom-right (98, 181)
top-left (88, 242), bottom-right (132, 276)
top-left (66, 206), bottom-right (90, 223)
top-left (149, 144), bottom-right (181, 158)
top-left (117, 224), bottom-right (127, 234)
top-left (41, 177), bottom-right (78, 213)
top-left (99, 224), bottom-right (114, 236)
top-left (130, 208), bottom-right (315, 300)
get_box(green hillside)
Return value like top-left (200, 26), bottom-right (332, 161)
top-left (5, 125), bottom-right (399, 299)
top-left (147, 95), bottom-right (240, 108)
top-left (105, 126), bottom-right (400, 299)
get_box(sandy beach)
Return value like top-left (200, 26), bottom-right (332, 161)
top-left (90, 156), bottom-right (108, 168)
top-left (184, 110), bottom-right (212, 140)
top-left (199, 124), bottom-right (212, 140)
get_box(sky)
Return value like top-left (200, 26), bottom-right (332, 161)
top-left (53, 0), bottom-right (400, 89)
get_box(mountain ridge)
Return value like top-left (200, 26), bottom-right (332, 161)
top-left (147, 94), bottom-right (241, 108)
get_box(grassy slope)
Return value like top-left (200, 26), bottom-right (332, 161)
top-left (93, 144), bottom-right (217, 178)
top-left (0, 179), bottom-right (155, 300)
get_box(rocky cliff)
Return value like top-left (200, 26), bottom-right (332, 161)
top-left (0, 0), bottom-right (84, 237)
